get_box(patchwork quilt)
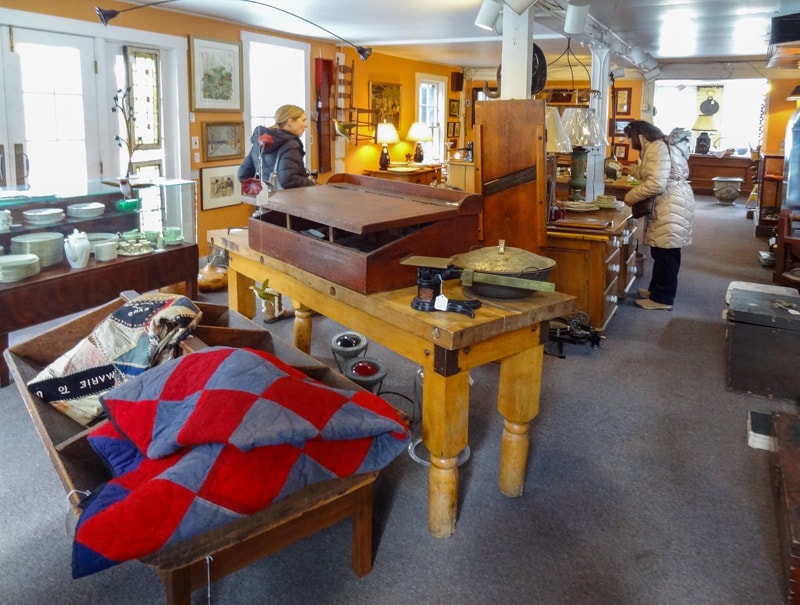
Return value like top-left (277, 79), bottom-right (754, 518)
top-left (73, 346), bottom-right (410, 578)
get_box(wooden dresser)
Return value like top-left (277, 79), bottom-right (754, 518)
top-left (546, 206), bottom-right (639, 331)
top-left (688, 154), bottom-right (755, 195)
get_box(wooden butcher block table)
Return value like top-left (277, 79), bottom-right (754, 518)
top-left (209, 225), bottom-right (575, 538)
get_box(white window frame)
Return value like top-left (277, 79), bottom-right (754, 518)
top-left (241, 31), bottom-right (310, 164)
top-left (0, 8), bottom-right (190, 181)
top-left (415, 73), bottom-right (448, 164)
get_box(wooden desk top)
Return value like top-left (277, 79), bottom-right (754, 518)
top-left (548, 205), bottom-right (634, 237)
top-left (209, 229), bottom-right (575, 350)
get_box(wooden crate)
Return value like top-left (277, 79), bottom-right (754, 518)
top-left (3, 294), bottom-right (377, 604)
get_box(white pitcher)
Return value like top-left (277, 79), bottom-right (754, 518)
top-left (64, 229), bottom-right (91, 269)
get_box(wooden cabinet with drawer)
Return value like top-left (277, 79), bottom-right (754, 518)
top-left (546, 207), bottom-right (637, 330)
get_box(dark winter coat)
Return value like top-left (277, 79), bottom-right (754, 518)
top-left (237, 126), bottom-right (314, 189)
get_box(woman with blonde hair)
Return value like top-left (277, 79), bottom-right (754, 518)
top-left (238, 104), bottom-right (315, 189)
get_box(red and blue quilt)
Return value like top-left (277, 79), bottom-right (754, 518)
top-left (73, 346), bottom-right (410, 578)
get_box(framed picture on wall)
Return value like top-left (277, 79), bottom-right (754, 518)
top-left (614, 87), bottom-right (632, 115)
top-left (613, 143), bottom-right (630, 161)
top-left (202, 121), bottom-right (245, 162)
top-left (449, 99), bottom-right (460, 117)
top-left (609, 118), bottom-right (632, 136)
top-left (370, 82), bottom-right (401, 127)
top-left (201, 165), bottom-right (241, 210)
top-left (190, 36), bottom-right (243, 111)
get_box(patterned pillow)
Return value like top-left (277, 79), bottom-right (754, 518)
top-left (27, 293), bottom-right (201, 425)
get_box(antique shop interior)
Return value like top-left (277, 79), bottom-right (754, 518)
top-left (3, 1), bottom-right (800, 604)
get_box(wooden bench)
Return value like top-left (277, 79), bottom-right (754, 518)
top-left (3, 295), bottom-right (378, 604)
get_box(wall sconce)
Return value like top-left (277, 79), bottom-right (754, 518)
top-left (95, 1), bottom-right (373, 60)
top-left (788, 85), bottom-right (800, 101)
top-left (407, 121), bottom-right (433, 163)
top-left (376, 121), bottom-right (400, 170)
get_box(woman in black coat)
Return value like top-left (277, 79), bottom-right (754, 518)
top-left (237, 104), bottom-right (315, 189)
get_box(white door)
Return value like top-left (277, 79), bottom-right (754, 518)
top-left (0, 26), bottom-right (99, 191)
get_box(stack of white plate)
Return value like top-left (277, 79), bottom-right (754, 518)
top-left (0, 254), bottom-right (40, 283)
top-left (66, 202), bottom-right (105, 219)
top-left (23, 207), bottom-right (65, 226)
top-left (10, 232), bottom-right (64, 267)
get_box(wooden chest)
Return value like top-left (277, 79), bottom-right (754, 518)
top-left (726, 287), bottom-right (800, 402)
top-left (247, 173), bottom-right (482, 294)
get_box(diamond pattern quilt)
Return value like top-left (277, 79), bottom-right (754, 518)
top-left (73, 346), bottom-right (410, 578)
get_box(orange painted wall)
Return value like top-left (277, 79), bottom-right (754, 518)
top-left (3, 1), bottom-right (458, 255)
top-left (763, 79), bottom-right (799, 154)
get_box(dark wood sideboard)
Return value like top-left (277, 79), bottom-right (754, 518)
top-left (688, 154), bottom-right (756, 195)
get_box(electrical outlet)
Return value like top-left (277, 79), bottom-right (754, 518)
top-left (194, 152), bottom-right (200, 163)
top-left (189, 112), bottom-right (195, 123)
top-left (191, 136), bottom-right (199, 149)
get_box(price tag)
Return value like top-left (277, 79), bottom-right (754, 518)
top-left (434, 294), bottom-right (449, 311)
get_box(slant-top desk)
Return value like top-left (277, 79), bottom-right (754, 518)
top-left (208, 228), bottom-right (574, 537)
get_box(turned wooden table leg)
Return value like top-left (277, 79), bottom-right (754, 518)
top-left (422, 361), bottom-right (470, 537)
top-left (429, 454), bottom-right (458, 537)
top-left (496, 337), bottom-right (543, 497)
top-left (499, 418), bottom-right (531, 496)
top-left (292, 302), bottom-right (313, 355)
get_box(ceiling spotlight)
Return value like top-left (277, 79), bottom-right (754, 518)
top-left (564, 1), bottom-right (590, 35)
top-left (475, 0), bottom-right (501, 30)
top-left (643, 67), bottom-right (662, 82)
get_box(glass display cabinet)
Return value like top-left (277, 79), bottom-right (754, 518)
top-left (0, 177), bottom-right (196, 255)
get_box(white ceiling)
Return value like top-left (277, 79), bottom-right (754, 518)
top-left (110, 0), bottom-right (800, 79)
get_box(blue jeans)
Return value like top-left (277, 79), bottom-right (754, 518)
top-left (648, 247), bottom-right (681, 305)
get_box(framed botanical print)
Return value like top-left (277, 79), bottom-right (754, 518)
top-left (370, 82), bottom-right (401, 127)
top-left (614, 87), bottom-right (632, 116)
top-left (190, 36), bottom-right (243, 112)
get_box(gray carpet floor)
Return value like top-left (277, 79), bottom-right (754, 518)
top-left (0, 195), bottom-right (795, 604)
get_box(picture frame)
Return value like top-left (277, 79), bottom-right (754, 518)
top-left (447, 122), bottom-right (454, 137)
top-left (190, 36), bottom-right (243, 112)
top-left (609, 118), bottom-right (632, 136)
top-left (370, 82), bottom-right (401, 127)
top-left (614, 87), bottom-right (632, 116)
top-left (613, 143), bottom-right (630, 162)
top-left (449, 99), bottom-right (460, 117)
top-left (453, 121), bottom-right (460, 137)
top-left (201, 165), bottom-right (242, 210)
top-left (202, 121), bottom-right (245, 162)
